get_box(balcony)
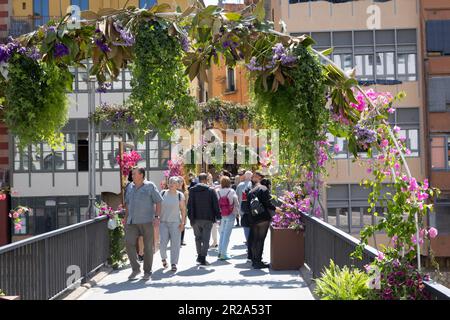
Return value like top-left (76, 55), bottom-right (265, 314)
top-left (9, 16), bottom-right (61, 38)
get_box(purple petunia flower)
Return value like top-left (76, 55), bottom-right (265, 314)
top-left (54, 43), bottom-right (69, 58)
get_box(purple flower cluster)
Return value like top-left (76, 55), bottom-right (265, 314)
top-left (96, 82), bottom-right (112, 93)
top-left (113, 22), bottom-right (135, 47)
top-left (222, 40), bottom-right (239, 49)
top-left (95, 38), bottom-right (111, 53)
top-left (0, 39), bottom-right (41, 65)
top-left (54, 42), bottom-right (69, 58)
top-left (246, 43), bottom-right (297, 72)
top-left (180, 35), bottom-right (190, 52)
top-left (272, 43), bottom-right (297, 66)
top-left (246, 57), bottom-right (274, 72)
top-left (354, 124), bottom-right (377, 149)
top-left (272, 189), bottom-right (308, 230)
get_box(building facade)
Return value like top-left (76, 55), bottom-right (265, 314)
top-left (421, 0), bottom-right (450, 258)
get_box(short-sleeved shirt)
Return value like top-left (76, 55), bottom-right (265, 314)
top-left (160, 190), bottom-right (185, 223)
top-left (125, 180), bottom-right (163, 224)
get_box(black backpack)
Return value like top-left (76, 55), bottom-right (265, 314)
top-left (249, 190), bottom-right (266, 216)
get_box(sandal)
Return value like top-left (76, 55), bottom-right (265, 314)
top-left (171, 264), bottom-right (177, 272)
top-left (162, 259), bottom-right (168, 269)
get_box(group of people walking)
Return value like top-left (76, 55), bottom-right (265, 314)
top-left (123, 166), bottom-right (280, 281)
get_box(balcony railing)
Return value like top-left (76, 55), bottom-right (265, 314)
top-left (9, 16), bottom-right (62, 38)
top-left (0, 215), bottom-right (109, 300)
top-left (301, 212), bottom-right (450, 300)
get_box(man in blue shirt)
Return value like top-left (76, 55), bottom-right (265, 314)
top-left (124, 167), bottom-right (163, 281)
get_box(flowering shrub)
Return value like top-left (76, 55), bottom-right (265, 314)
top-left (272, 187), bottom-right (309, 230)
top-left (96, 202), bottom-right (126, 269)
top-left (9, 206), bottom-right (31, 232)
top-left (366, 250), bottom-right (431, 300)
top-left (116, 150), bottom-right (142, 177)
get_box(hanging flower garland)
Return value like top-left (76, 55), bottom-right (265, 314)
top-left (9, 206), bottom-right (31, 232)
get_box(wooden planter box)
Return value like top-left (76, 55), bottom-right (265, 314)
top-left (270, 226), bottom-right (305, 270)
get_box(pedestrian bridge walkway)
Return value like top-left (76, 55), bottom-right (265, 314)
top-left (79, 225), bottom-right (314, 300)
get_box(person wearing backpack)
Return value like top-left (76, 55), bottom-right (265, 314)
top-left (187, 173), bottom-right (221, 266)
top-left (216, 176), bottom-right (239, 260)
top-left (247, 172), bottom-right (281, 269)
top-left (159, 176), bottom-right (187, 272)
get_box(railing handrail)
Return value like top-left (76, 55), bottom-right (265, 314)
top-left (0, 215), bottom-right (107, 254)
top-left (301, 212), bottom-right (379, 258)
top-left (301, 212), bottom-right (450, 299)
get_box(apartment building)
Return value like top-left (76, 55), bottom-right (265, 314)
top-left (421, 0), bottom-right (450, 257)
top-left (270, 0), bottom-right (429, 248)
top-left (205, 2), bottom-right (250, 104)
top-left (3, 0), bottom-right (191, 243)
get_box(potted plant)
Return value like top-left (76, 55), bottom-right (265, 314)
top-left (270, 187), bottom-right (308, 270)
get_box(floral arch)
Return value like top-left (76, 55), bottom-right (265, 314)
top-left (0, 1), bottom-right (440, 299)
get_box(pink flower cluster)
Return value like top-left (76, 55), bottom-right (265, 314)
top-left (9, 206), bottom-right (31, 232)
top-left (116, 150), bottom-right (142, 177)
top-left (96, 203), bottom-right (116, 219)
top-left (164, 157), bottom-right (183, 178)
top-left (350, 89), bottom-right (394, 113)
top-left (317, 140), bottom-right (330, 167)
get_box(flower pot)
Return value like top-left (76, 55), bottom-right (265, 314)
top-left (270, 226), bottom-right (305, 270)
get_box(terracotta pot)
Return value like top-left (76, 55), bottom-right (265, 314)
top-left (270, 226), bottom-right (305, 270)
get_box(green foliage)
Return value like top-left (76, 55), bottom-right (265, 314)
top-left (129, 19), bottom-right (197, 139)
top-left (314, 260), bottom-right (371, 300)
top-left (199, 98), bottom-right (260, 129)
top-left (0, 289), bottom-right (5, 296)
top-left (3, 54), bottom-right (70, 149)
top-left (253, 43), bottom-right (328, 169)
top-left (108, 216), bottom-right (126, 269)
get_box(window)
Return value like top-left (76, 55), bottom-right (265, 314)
top-left (33, 0), bottom-right (49, 28)
top-left (326, 184), bottom-right (392, 234)
top-left (397, 53), bottom-right (417, 81)
top-left (355, 54), bottom-right (374, 80)
top-left (333, 54), bottom-right (352, 72)
top-left (301, 29), bottom-right (417, 82)
top-left (226, 68), bottom-right (236, 92)
top-left (139, 0), bottom-right (156, 9)
top-left (434, 195), bottom-right (450, 234)
top-left (427, 77), bottom-right (450, 112)
top-left (388, 108), bottom-right (420, 157)
top-left (426, 20), bottom-right (450, 55)
top-left (431, 136), bottom-right (450, 171)
top-left (70, 0), bottom-right (89, 11)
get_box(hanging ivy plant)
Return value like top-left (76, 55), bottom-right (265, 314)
top-left (2, 48), bottom-right (71, 149)
top-left (129, 19), bottom-right (197, 140)
top-left (252, 41), bottom-right (328, 169)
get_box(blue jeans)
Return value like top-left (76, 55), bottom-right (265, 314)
top-left (218, 214), bottom-right (235, 257)
top-left (243, 227), bottom-right (250, 242)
